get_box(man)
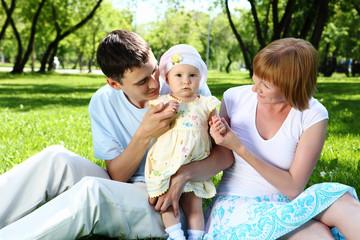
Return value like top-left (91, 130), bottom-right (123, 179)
top-left (0, 30), bottom-right (233, 239)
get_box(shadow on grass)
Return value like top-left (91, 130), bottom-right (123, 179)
top-left (0, 72), bottom-right (106, 111)
top-left (0, 84), bottom-right (98, 111)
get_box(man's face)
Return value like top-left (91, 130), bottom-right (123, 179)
top-left (107, 51), bottom-right (160, 109)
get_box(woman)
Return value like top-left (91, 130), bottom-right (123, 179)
top-left (206, 38), bottom-right (360, 239)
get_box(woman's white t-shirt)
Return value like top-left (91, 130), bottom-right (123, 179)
top-left (217, 85), bottom-right (329, 197)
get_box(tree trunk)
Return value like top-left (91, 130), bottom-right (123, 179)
top-left (225, 0), bottom-right (253, 76)
top-left (3, 0), bottom-right (47, 74)
top-left (39, 38), bottom-right (59, 72)
top-left (248, 0), bottom-right (265, 48)
top-left (47, 41), bottom-right (59, 71)
top-left (0, 0), bottom-right (15, 41)
top-left (299, 0), bottom-right (318, 39)
top-left (225, 52), bottom-right (232, 73)
top-left (310, 0), bottom-right (330, 49)
top-left (88, 32), bottom-right (97, 73)
top-left (271, 0), bottom-right (295, 40)
top-left (272, 0), bottom-right (280, 40)
top-left (39, 0), bottom-right (103, 72)
top-left (279, 0), bottom-right (295, 38)
top-left (1, 0), bottom-right (23, 74)
top-left (31, 41), bottom-right (35, 71)
top-left (263, 3), bottom-right (271, 43)
top-left (18, 0), bottom-right (47, 72)
top-left (79, 52), bottom-right (84, 73)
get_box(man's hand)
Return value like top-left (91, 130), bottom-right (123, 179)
top-left (138, 102), bottom-right (178, 141)
top-left (149, 170), bottom-right (187, 217)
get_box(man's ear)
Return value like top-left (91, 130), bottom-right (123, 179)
top-left (107, 78), bottom-right (122, 90)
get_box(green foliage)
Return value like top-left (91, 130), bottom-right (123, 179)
top-left (319, 1), bottom-right (360, 61)
top-left (142, 7), bottom-right (209, 61)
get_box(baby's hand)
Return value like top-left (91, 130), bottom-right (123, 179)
top-left (210, 115), bottom-right (227, 135)
top-left (163, 100), bottom-right (179, 113)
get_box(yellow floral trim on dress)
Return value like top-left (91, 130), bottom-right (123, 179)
top-left (169, 94), bottom-right (200, 103)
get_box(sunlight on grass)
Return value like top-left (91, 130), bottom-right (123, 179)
top-left (0, 72), bottom-right (107, 173)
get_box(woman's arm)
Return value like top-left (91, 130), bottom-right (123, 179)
top-left (210, 102), bottom-right (328, 200)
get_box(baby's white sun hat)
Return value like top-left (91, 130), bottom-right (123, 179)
top-left (159, 44), bottom-right (208, 88)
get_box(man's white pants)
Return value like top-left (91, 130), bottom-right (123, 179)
top-left (0, 145), bottom-right (169, 239)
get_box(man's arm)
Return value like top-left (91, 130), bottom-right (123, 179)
top-left (150, 144), bottom-right (234, 216)
top-left (106, 103), bottom-right (177, 182)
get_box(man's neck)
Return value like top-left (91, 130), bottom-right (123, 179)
top-left (123, 92), bottom-right (149, 109)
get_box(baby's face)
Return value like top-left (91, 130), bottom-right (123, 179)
top-left (166, 64), bottom-right (200, 102)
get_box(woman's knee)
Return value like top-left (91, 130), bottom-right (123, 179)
top-left (281, 220), bottom-right (333, 240)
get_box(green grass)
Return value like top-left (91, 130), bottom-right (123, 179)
top-left (0, 71), bottom-right (359, 239)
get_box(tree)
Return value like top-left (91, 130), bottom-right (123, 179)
top-left (225, 0), bottom-right (253, 76)
top-left (39, 0), bottom-right (103, 72)
top-left (65, 2), bottom-right (133, 73)
top-left (318, 1), bottom-right (360, 76)
top-left (11, 0), bottom-right (47, 74)
top-left (1, 0), bottom-right (48, 74)
top-left (207, 13), bottom-right (241, 72)
top-left (143, 7), bottom-right (208, 61)
top-left (222, 0), bottom-right (333, 77)
top-left (0, 0), bottom-right (15, 42)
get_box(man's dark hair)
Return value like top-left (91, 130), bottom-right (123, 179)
top-left (96, 30), bottom-right (150, 83)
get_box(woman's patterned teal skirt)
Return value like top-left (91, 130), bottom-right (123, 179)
top-left (204, 183), bottom-right (357, 240)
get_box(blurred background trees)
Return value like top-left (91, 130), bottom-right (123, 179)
top-left (0, 0), bottom-right (359, 77)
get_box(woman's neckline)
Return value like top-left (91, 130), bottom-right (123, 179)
top-left (254, 101), bottom-right (293, 141)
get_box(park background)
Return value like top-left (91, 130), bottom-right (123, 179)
top-left (0, 0), bottom-right (360, 238)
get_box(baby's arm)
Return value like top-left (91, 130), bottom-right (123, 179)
top-left (208, 110), bottom-right (226, 135)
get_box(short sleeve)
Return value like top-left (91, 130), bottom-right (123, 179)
top-left (89, 94), bottom-right (125, 160)
top-left (302, 98), bottom-right (329, 130)
top-left (149, 95), bottom-right (170, 107)
top-left (204, 95), bottom-right (221, 112)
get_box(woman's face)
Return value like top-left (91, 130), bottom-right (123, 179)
top-left (252, 74), bottom-right (285, 105)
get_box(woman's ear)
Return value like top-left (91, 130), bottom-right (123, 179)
top-left (107, 78), bottom-right (122, 90)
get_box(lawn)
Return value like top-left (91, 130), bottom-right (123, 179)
top-left (0, 70), bottom-right (359, 239)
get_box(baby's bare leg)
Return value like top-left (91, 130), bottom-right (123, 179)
top-left (161, 205), bottom-right (180, 228)
top-left (162, 205), bottom-right (185, 240)
top-left (181, 192), bottom-right (204, 230)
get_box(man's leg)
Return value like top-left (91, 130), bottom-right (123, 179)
top-left (0, 178), bottom-right (167, 240)
top-left (0, 145), bottom-right (109, 228)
